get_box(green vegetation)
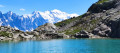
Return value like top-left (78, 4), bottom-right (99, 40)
top-left (97, 0), bottom-right (108, 4)
top-left (55, 12), bottom-right (102, 35)
top-left (63, 19), bottom-right (99, 35)
top-left (0, 31), bottom-right (13, 37)
top-left (64, 28), bottom-right (82, 35)
top-left (55, 14), bottom-right (86, 27)
top-left (90, 19), bottom-right (97, 24)
top-left (55, 0), bottom-right (115, 36)
top-left (55, 13), bottom-right (88, 35)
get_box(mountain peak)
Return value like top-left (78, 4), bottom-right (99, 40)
top-left (32, 11), bottom-right (40, 14)
top-left (0, 10), bottom-right (78, 31)
top-left (8, 11), bottom-right (12, 14)
top-left (0, 11), bottom-right (2, 14)
top-left (7, 11), bottom-right (13, 15)
top-left (51, 9), bottom-right (62, 13)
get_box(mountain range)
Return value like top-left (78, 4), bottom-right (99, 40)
top-left (1, 0), bottom-right (120, 40)
top-left (0, 9), bottom-right (78, 31)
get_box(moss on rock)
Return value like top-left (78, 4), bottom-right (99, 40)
top-left (97, 0), bottom-right (108, 4)
top-left (0, 31), bottom-right (13, 37)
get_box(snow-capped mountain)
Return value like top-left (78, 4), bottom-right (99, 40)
top-left (0, 9), bottom-right (78, 31)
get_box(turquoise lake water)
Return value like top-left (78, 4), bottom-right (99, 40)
top-left (0, 39), bottom-right (120, 53)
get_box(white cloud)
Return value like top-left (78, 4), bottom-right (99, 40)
top-left (0, 5), bottom-right (4, 7)
top-left (20, 8), bottom-right (25, 11)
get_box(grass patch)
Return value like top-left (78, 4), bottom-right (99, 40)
top-left (61, 27), bottom-right (82, 35)
top-left (0, 31), bottom-right (13, 37)
top-left (90, 19), bottom-right (97, 24)
top-left (55, 14), bottom-right (86, 27)
top-left (97, 0), bottom-right (108, 4)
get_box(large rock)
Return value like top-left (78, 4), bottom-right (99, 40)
top-left (34, 23), bottom-right (57, 33)
top-left (107, 18), bottom-right (120, 38)
top-left (88, 0), bottom-right (118, 13)
top-left (45, 33), bottom-right (63, 39)
top-left (74, 30), bottom-right (89, 38)
top-left (0, 37), bottom-right (5, 40)
top-left (92, 24), bottom-right (111, 37)
top-left (19, 33), bottom-right (34, 39)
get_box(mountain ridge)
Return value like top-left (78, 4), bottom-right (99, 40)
top-left (0, 9), bottom-right (78, 31)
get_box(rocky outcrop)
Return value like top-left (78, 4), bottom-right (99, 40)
top-left (0, 23), bottom-right (69, 41)
top-left (92, 23), bottom-right (111, 37)
top-left (55, 0), bottom-right (120, 38)
top-left (82, 0), bottom-right (120, 38)
top-left (88, 0), bottom-right (118, 13)
top-left (74, 30), bottom-right (103, 38)
top-left (33, 23), bottom-right (67, 39)
top-left (106, 16), bottom-right (120, 38)
top-left (34, 23), bottom-right (57, 33)
top-left (74, 30), bottom-right (89, 38)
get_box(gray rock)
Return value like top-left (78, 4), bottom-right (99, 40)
top-left (0, 37), bottom-right (5, 40)
top-left (12, 33), bottom-right (20, 39)
top-left (34, 23), bottom-right (57, 33)
top-left (74, 30), bottom-right (89, 38)
top-left (92, 24), bottom-right (111, 37)
top-left (20, 33), bottom-right (33, 39)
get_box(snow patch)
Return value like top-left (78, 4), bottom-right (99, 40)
top-left (23, 14), bottom-right (33, 18)
top-left (26, 30), bottom-right (28, 32)
top-left (39, 9), bottom-right (79, 23)
top-left (14, 26), bottom-right (19, 30)
top-left (0, 19), bottom-right (3, 26)
top-left (8, 24), bottom-right (10, 27)
top-left (31, 18), bottom-right (34, 22)
top-left (6, 20), bottom-right (8, 22)
top-left (40, 11), bottom-right (55, 23)
top-left (35, 23), bottom-right (38, 26)
top-left (9, 17), bottom-right (13, 21)
top-left (30, 28), bottom-right (34, 31)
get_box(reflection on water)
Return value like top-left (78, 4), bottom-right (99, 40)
top-left (0, 39), bottom-right (120, 53)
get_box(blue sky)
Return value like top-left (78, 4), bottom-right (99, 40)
top-left (0, 0), bottom-right (98, 15)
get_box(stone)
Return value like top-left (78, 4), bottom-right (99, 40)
top-left (0, 37), bottom-right (5, 40)
top-left (74, 30), bottom-right (89, 38)
top-left (20, 33), bottom-right (34, 39)
top-left (92, 24), bottom-right (111, 37)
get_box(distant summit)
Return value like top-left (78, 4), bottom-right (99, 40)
top-left (0, 9), bottom-right (78, 31)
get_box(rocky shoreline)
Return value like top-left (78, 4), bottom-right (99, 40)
top-left (0, 23), bottom-right (109, 41)
top-left (0, 23), bottom-right (70, 41)
top-left (0, 23), bottom-right (106, 41)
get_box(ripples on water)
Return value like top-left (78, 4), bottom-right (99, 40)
top-left (0, 39), bottom-right (120, 53)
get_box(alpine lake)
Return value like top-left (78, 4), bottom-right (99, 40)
top-left (0, 38), bottom-right (120, 53)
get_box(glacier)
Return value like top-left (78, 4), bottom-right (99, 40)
top-left (0, 9), bottom-right (78, 31)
